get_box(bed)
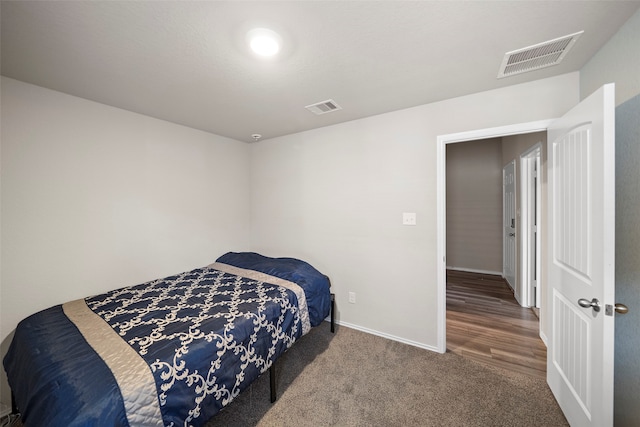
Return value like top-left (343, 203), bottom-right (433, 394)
top-left (3, 252), bottom-right (334, 426)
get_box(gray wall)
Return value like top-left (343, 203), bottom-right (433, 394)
top-left (578, 8), bottom-right (640, 425)
top-left (446, 138), bottom-right (503, 274)
top-left (614, 94), bottom-right (640, 426)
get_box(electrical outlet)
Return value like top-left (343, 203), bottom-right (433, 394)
top-left (348, 292), bottom-right (356, 304)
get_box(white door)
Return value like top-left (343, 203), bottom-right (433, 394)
top-left (547, 84), bottom-right (615, 426)
top-left (503, 160), bottom-right (517, 293)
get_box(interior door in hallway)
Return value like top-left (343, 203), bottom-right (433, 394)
top-left (503, 160), bottom-right (516, 293)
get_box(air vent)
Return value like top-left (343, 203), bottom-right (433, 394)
top-left (498, 31), bottom-right (583, 78)
top-left (305, 99), bottom-right (342, 115)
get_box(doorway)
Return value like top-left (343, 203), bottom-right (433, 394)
top-left (436, 120), bottom-right (552, 353)
top-left (442, 129), bottom-right (547, 376)
top-left (520, 144), bottom-right (542, 309)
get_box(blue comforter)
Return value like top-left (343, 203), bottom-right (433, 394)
top-left (215, 252), bottom-right (331, 327)
top-left (3, 253), bottom-right (331, 426)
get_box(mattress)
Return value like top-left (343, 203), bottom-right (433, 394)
top-left (3, 252), bottom-right (331, 426)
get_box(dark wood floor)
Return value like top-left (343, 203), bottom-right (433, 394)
top-left (446, 270), bottom-right (547, 379)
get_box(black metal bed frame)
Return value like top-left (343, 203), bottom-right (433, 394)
top-left (269, 292), bottom-right (335, 402)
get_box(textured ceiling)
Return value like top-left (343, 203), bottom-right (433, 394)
top-left (2, 1), bottom-right (639, 142)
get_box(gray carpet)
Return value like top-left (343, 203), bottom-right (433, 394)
top-left (5, 323), bottom-right (568, 427)
top-left (208, 324), bottom-right (568, 426)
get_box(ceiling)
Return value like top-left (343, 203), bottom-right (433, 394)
top-left (2, 1), bottom-right (639, 143)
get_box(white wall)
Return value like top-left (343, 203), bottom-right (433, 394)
top-left (0, 77), bottom-right (251, 346)
top-left (250, 72), bottom-right (579, 349)
top-left (446, 138), bottom-right (503, 274)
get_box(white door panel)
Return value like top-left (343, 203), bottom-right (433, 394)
top-left (503, 160), bottom-right (517, 294)
top-left (547, 84), bottom-right (615, 426)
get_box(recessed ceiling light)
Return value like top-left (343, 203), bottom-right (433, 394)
top-left (247, 28), bottom-right (281, 57)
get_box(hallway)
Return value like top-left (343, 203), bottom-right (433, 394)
top-left (446, 270), bottom-right (547, 379)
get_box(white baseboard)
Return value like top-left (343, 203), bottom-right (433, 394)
top-left (446, 266), bottom-right (502, 276)
top-left (328, 319), bottom-right (440, 353)
top-left (540, 330), bottom-right (549, 347)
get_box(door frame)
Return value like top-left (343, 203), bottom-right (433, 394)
top-left (520, 143), bottom-right (542, 309)
top-left (436, 119), bottom-right (553, 353)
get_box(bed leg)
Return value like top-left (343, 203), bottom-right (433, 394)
top-left (11, 390), bottom-right (18, 414)
top-left (330, 293), bottom-right (335, 333)
top-left (269, 364), bottom-right (277, 403)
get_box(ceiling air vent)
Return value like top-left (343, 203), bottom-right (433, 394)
top-left (498, 31), bottom-right (583, 78)
top-left (305, 99), bottom-right (342, 115)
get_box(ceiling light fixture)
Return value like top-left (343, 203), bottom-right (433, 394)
top-left (247, 28), bottom-right (282, 57)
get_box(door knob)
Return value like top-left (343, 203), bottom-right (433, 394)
top-left (614, 303), bottom-right (629, 314)
top-left (605, 303), bottom-right (629, 316)
top-left (578, 298), bottom-right (601, 312)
